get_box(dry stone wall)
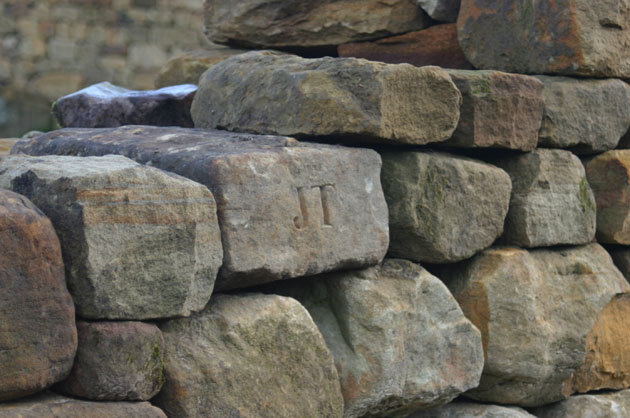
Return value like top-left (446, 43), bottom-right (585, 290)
top-left (4, 0), bottom-right (630, 417)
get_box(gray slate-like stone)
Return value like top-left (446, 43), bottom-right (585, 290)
top-left (56, 321), bottom-right (165, 401)
top-left (12, 126), bottom-right (389, 291)
top-left (381, 151), bottom-right (511, 263)
top-left (204, 0), bottom-right (430, 48)
top-left (0, 154), bottom-right (222, 319)
top-left (192, 51), bottom-right (462, 146)
top-left (155, 293), bottom-right (344, 418)
top-left (415, 0), bottom-right (460, 22)
top-left (536, 76), bottom-right (630, 154)
top-left (267, 259), bottom-right (484, 418)
top-left (409, 402), bottom-right (536, 418)
top-left (533, 389), bottom-right (630, 418)
top-left (442, 244), bottom-right (630, 407)
top-left (0, 392), bottom-right (167, 418)
top-left (53, 82), bottom-right (197, 128)
top-left (496, 149), bottom-right (596, 248)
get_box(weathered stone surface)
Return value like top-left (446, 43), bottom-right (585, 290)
top-left (457, 0), bottom-right (630, 78)
top-left (440, 70), bottom-right (544, 151)
top-left (0, 190), bottom-right (77, 401)
top-left (53, 82), bottom-right (197, 128)
top-left (381, 151), bottom-right (511, 263)
top-left (409, 402), bottom-right (536, 418)
top-left (0, 138), bottom-right (18, 154)
top-left (0, 154), bottom-right (222, 319)
top-left (442, 244), bottom-right (630, 407)
top-left (533, 389), bottom-right (630, 418)
top-left (496, 149), bottom-right (596, 248)
top-left (13, 126), bottom-right (389, 290)
top-left (154, 47), bottom-right (247, 88)
top-left (585, 151), bottom-right (630, 244)
top-left (155, 293), bottom-right (344, 418)
top-left (0, 393), bottom-right (167, 418)
top-left (204, 0), bottom-right (430, 48)
top-left (267, 259), bottom-right (484, 418)
top-left (192, 51), bottom-right (462, 146)
top-left (536, 76), bottom-right (630, 154)
top-left (415, 0), bottom-right (460, 22)
top-left (338, 24), bottom-right (473, 70)
top-left (56, 321), bottom-right (165, 401)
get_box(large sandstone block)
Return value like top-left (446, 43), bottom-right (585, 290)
top-left (497, 149), bottom-right (596, 247)
top-left (56, 321), bottom-right (165, 401)
top-left (0, 393), bottom-right (167, 418)
top-left (12, 126), bottom-right (389, 290)
top-left (0, 154), bottom-right (222, 319)
top-left (0, 190), bottom-right (77, 402)
top-left (457, 0), bottom-right (630, 78)
top-left (191, 51), bottom-right (462, 146)
top-left (537, 76), bottom-right (630, 154)
top-left (204, 0), bottom-right (430, 48)
top-left (533, 389), bottom-right (630, 418)
top-left (338, 24), bottom-right (473, 70)
top-left (440, 70), bottom-right (544, 151)
top-left (381, 151), bottom-right (511, 263)
top-left (267, 259), bottom-right (484, 418)
top-left (585, 151), bottom-right (630, 244)
top-left (414, 0), bottom-right (460, 22)
top-left (409, 402), bottom-right (536, 418)
top-left (155, 294), bottom-right (344, 418)
top-left (53, 82), bottom-right (197, 128)
top-left (442, 244), bottom-right (630, 407)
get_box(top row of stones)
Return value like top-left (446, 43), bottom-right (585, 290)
top-left (205, 0), bottom-right (630, 79)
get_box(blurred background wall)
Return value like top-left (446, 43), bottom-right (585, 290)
top-left (0, 0), bottom-right (209, 137)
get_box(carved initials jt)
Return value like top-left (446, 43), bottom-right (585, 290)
top-left (293, 184), bottom-right (335, 229)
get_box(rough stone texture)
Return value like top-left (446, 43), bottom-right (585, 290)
top-left (56, 321), bottom-right (165, 401)
top-left (533, 389), bottom-right (630, 418)
top-left (457, 0), bottom-right (630, 78)
top-left (338, 24), bottom-right (473, 70)
top-left (0, 392), bottom-right (167, 418)
top-left (192, 51), bottom-right (462, 146)
top-left (409, 402), bottom-right (536, 418)
top-left (0, 154), bottom-right (222, 320)
top-left (154, 47), bottom-right (247, 88)
top-left (442, 244), bottom-right (630, 407)
top-left (381, 151), bottom-right (511, 264)
top-left (415, 0), bottom-right (460, 22)
top-left (585, 151), bottom-right (630, 244)
top-left (53, 82), bottom-right (197, 128)
top-left (496, 149), bottom-right (596, 248)
top-left (0, 190), bottom-right (77, 402)
top-left (440, 70), bottom-right (544, 151)
top-left (155, 293), bottom-right (344, 418)
top-left (267, 259), bottom-right (484, 418)
top-left (204, 0), bottom-right (430, 48)
top-left (0, 138), bottom-right (18, 155)
top-left (12, 126), bottom-right (388, 291)
top-left (536, 76), bottom-right (630, 154)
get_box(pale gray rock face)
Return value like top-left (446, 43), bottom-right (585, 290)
top-left (496, 149), bottom-right (596, 248)
top-left (536, 76), bottom-right (630, 154)
top-left (0, 392), bottom-right (167, 418)
top-left (53, 82), bottom-right (197, 128)
top-left (56, 321), bottom-right (165, 401)
top-left (0, 154), bottom-right (222, 320)
top-left (192, 51), bottom-right (462, 146)
top-left (533, 390), bottom-right (630, 418)
top-left (458, 0), bottom-right (630, 78)
top-left (381, 151), bottom-right (511, 263)
top-left (409, 402), bottom-right (536, 418)
top-left (204, 0), bottom-right (430, 48)
top-left (268, 259), bottom-right (484, 418)
top-left (442, 244), bottom-right (630, 407)
top-left (12, 126), bottom-right (389, 291)
top-left (155, 293), bottom-right (344, 418)
top-left (415, 0), bottom-right (461, 22)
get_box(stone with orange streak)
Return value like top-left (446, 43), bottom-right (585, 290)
top-left (442, 243), bottom-right (630, 407)
top-left (457, 0), bottom-right (630, 78)
top-left (0, 154), bottom-right (223, 320)
top-left (0, 190), bottom-right (77, 401)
